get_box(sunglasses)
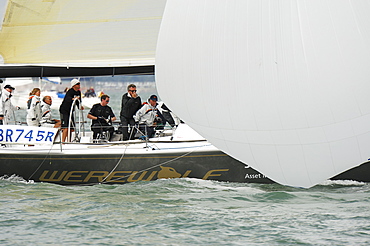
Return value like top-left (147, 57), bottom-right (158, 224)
top-left (106, 100), bottom-right (110, 102)
top-left (129, 90), bottom-right (137, 92)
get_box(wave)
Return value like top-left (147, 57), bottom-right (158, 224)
top-left (0, 174), bottom-right (34, 184)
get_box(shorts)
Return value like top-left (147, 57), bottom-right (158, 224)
top-left (60, 113), bottom-right (75, 129)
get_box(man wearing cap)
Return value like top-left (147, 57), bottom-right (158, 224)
top-left (133, 95), bottom-right (160, 139)
top-left (59, 79), bottom-right (84, 142)
top-left (120, 84), bottom-right (142, 140)
top-left (0, 84), bottom-right (19, 125)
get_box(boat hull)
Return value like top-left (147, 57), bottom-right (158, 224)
top-left (1, 145), bottom-right (370, 185)
top-left (0, 149), bottom-right (274, 185)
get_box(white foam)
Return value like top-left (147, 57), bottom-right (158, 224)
top-left (179, 177), bottom-right (263, 194)
top-left (0, 174), bottom-right (34, 184)
top-left (320, 179), bottom-right (366, 186)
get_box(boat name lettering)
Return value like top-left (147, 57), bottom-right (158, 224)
top-left (39, 168), bottom-right (230, 183)
top-left (202, 169), bottom-right (229, 180)
top-left (0, 126), bottom-right (57, 144)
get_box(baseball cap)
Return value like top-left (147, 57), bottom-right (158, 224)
top-left (70, 79), bottom-right (80, 87)
top-left (4, 84), bottom-right (15, 90)
top-left (149, 95), bottom-right (158, 101)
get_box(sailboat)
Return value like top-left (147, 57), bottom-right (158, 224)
top-left (1, 0), bottom-right (370, 187)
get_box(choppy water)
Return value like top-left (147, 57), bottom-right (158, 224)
top-left (1, 177), bottom-right (370, 246)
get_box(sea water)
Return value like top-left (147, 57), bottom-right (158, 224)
top-left (1, 177), bottom-right (370, 245)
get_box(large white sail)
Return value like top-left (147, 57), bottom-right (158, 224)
top-left (0, 0), bottom-right (166, 68)
top-left (156, 0), bottom-right (370, 188)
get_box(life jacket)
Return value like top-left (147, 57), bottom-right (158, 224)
top-left (27, 96), bottom-right (34, 109)
top-left (27, 95), bottom-right (40, 110)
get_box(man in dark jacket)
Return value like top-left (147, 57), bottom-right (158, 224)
top-left (87, 94), bottom-right (116, 141)
top-left (59, 79), bottom-right (84, 142)
top-left (120, 84), bottom-right (142, 140)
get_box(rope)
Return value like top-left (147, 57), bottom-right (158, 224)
top-left (99, 143), bottom-right (129, 183)
top-left (27, 142), bottom-right (58, 181)
top-left (100, 144), bottom-right (202, 184)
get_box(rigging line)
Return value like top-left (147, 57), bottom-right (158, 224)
top-left (100, 143), bottom-right (129, 184)
top-left (129, 124), bottom-right (136, 140)
top-left (27, 142), bottom-right (57, 181)
top-left (98, 124), bottom-right (139, 184)
top-left (102, 145), bottom-right (202, 184)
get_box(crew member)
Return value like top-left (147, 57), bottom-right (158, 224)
top-left (0, 84), bottom-right (20, 125)
top-left (87, 94), bottom-right (116, 141)
top-left (40, 96), bottom-right (61, 128)
top-left (119, 84), bottom-right (141, 140)
top-left (134, 95), bottom-right (160, 139)
top-left (59, 79), bottom-right (84, 142)
top-left (26, 88), bottom-right (42, 127)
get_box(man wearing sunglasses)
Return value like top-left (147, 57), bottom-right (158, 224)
top-left (119, 84), bottom-right (142, 140)
top-left (87, 94), bottom-right (116, 141)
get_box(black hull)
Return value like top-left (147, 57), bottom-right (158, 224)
top-left (1, 150), bottom-right (369, 185)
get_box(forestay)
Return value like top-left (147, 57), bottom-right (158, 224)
top-left (156, 0), bottom-right (370, 188)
